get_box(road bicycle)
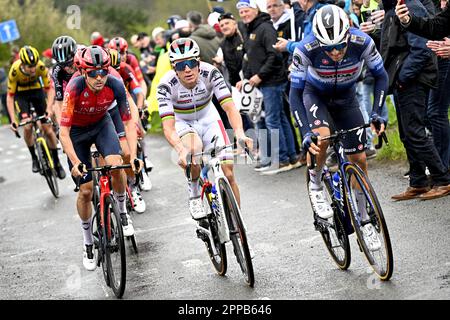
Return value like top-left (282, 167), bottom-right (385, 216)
top-left (75, 159), bottom-right (139, 298)
top-left (306, 124), bottom-right (394, 281)
top-left (13, 107), bottom-right (59, 198)
top-left (185, 136), bottom-right (255, 287)
top-left (137, 108), bottom-right (153, 192)
top-left (90, 150), bottom-right (139, 254)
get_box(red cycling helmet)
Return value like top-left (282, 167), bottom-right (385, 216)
top-left (79, 45), bottom-right (110, 70)
top-left (108, 37), bottom-right (128, 53)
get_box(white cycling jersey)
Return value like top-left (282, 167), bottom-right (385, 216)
top-left (156, 62), bottom-right (234, 162)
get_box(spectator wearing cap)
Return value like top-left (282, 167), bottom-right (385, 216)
top-left (187, 10), bottom-right (221, 65)
top-left (237, 0), bottom-right (299, 173)
top-left (171, 19), bottom-right (191, 41)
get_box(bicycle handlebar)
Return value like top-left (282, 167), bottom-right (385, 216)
top-left (74, 159), bottom-right (141, 192)
top-left (184, 139), bottom-right (254, 180)
top-left (12, 115), bottom-right (53, 139)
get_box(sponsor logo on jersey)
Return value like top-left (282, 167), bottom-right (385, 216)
top-left (350, 34), bottom-right (366, 45)
top-left (322, 59), bottom-right (329, 65)
top-left (358, 144), bottom-right (364, 151)
top-left (157, 84), bottom-right (171, 98)
top-left (84, 92), bottom-right (89, 98)
top-left (304, 40), bottom-right (319, 51)
top-left (293, 54), bottom-right (302, 68)
top-left (314, 119), bottom-right (321, 126)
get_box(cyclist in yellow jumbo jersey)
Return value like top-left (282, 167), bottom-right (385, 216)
top-left (7, 45), bottom-right (66, 178)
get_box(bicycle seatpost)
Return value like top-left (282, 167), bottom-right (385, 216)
top-left (308, 135), bottom-right (318, 170)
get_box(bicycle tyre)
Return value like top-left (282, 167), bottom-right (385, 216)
top-left (344, 164), bottom-right (394, 281)
top-left (306, 170), bottom-right (351, 270)
top-left (37, 141), bottom-right (59, 198)
top-left (92, 209), bottom-right (110, 286)
top-left (104, 195), bottom-right (127, 298)
top-left (218, 178), bottom-right (254, 287)
top-left (202, 192), bottom-right (227, 276)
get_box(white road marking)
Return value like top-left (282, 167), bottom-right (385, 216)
top-left (181, 259), bottom-right (208, 268)
top-left (10, 248), bottom-right (45, 258)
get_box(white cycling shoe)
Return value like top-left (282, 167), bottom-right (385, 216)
top-left (139, 172), bottom-right (152, 191)
top-left (121, 213), bottom-right (135, 237)
top-left (189, 197), bottom-right (206, 220)
top-left (361, 224), bottom-right (381, 251)
top-left (309, 182), bottom-right (333, 219)
top-left (83, 244), bottom-right (96, 271)
top-left (132, 188), bottom-right (146, 213)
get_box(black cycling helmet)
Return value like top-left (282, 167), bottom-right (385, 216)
top-left (52, 36), bottom-right (77, 65)
top-left (167, 15), bottom-right (182, 29)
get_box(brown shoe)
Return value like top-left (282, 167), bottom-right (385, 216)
top-left (391, 186), bottom-right (430, 201)
top-left (418, 184), bottom-right (450, 201)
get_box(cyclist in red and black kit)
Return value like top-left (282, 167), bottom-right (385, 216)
top-left (108, 37), bottom-right (148, 100)
top-left (59, 45), bottom-right (143, 271)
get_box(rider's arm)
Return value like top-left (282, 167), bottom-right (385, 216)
top-left (289, 47), bottom-right (311, 137)
top-left (59, 83), bottom-right (80, 166)
top-left (362, 38), bottom-right (389, 122)
top-left (6, 94), bottom-right (16, 125)
top-left (6, 68), bottom-right (18, 125)
top-left (221, 100), bottom-right (245, 139)
top-left (112, 77), bottom-right (137, 159)
top-left (286, 41), bottom-right (298, 54)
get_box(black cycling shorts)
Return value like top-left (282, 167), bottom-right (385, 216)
top-left (108, 105), bottom-right (126, 139)
top-left (303, 84), bottom-right (367, 155)
top-left (14, 89), bottom-right (47, 120)
top-left (68, 113), bottom-right (122, 185)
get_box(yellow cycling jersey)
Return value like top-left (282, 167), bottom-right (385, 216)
top-left (7, 60), bottom-right (51, 95)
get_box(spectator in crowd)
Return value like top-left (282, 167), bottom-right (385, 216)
top-left (396, 0), bottom-right (450, 169)
top-left (167, 15), bottom-right (183, 30)
top-left (237, 0), bottom-right (300, 174)
top-left (131, 32), bottom-right (158, 81)
top-left (208, 11), bottom-right (224, 38)
top-left (267, 0), bottom-right (303, 158)
top-left (381, 0), bottom-right (450, 200)
top-left (283, 0), bottom-right (293, 9)
top-left (187, 10), bottom-right (222, 65)
top-left (90, 31), bottom-right (105, 47)
top-left (171, 19), bottom-right (192, 41)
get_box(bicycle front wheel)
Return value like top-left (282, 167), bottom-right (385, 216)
top-left (218, 178), bottom-right (254, 287)
top-left (37, 142), bottom-right (59, 198)
top-left (344, 164), bottom-right (394, 281)
top-left (306, 170), bottom-right (351, 270)
top-left (202, 194), bottom-right (227, 276)
top-left (104, 195), bottom-right (126, 298)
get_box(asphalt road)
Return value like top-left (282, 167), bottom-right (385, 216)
top-left (0, 125), bottom-right (449, 300)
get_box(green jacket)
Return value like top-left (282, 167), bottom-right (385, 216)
top-left (189, 24), bottom-right (221, 65)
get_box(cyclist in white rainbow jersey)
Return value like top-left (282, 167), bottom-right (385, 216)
top-left (157, 38), bottom-right (253, 220)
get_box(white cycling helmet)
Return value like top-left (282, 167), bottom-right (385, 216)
top-left (168, 38), bottom-right (200, 63)
top-left (313, 5), bottom-right (350, 46)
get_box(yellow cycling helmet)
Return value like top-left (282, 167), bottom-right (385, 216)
top-left (108, 48), bottom-right (121, 70)
top-left (19, 45), bottom-right (40, 66)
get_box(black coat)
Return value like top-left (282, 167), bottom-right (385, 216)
top-left (242, 12), bottom-right (287, 86)
top-left (406, 1), bottom-right (450, 39)
top-left (380, 0), bottom-right (438, 93)
top-left (220, 24), bottom-right (245, 87)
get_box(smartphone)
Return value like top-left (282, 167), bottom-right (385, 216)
top-left (399, 0), bottom-right (405, 5)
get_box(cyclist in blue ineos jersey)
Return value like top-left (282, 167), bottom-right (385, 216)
top-left (289, 5), bottom-right (388, 224)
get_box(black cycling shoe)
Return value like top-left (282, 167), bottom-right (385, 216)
top-left (32, 158), bottom-right (40, 173)
top-left (55, 163), bottom-right (66, 179)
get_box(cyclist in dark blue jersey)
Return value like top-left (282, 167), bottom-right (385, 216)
top-left (289, 5), bottom-right (388, 224)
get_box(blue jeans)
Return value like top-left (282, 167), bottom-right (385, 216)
top-left (427, 58), bottom-right (450, 170)
top-left (260, 83), bottom-right (297, 164)
top-left (360, 81), bottom-right (389, 148)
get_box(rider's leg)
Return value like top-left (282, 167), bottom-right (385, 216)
top-left (181, 132), bottom-right (203, 198)
top-left (77, 181), bottom-right (94, 245)
top-left (348, 151), bottom-right (370, 221)
top-left (105, 154), bottom-right (126, 210)
top-left (308, 126), bottom-right (330, 189)
top-left (222, 163), bottom-right (240, 207)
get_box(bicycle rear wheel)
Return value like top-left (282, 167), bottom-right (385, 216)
top-left (104, 195), bottom-right (126, 298)
top-left (344, 164), bottom-right (394, 281)
top-left (218, 178), bottom-right (254, 287)
top-left (306, 170), bottom-right (351, 270)
top-left (37, 142), bottom-right (59, 198)
top-left (201, 192), bottom-right (227, 276)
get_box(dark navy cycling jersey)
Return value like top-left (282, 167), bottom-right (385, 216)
top-left (289, 27), bottom-right (388, 136)
top-left (52, 64), bottom-right (75, 101)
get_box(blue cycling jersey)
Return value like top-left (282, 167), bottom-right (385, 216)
top-left (289, 28), bottom-right (388, 136)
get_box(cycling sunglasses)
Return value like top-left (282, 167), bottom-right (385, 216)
top-left (322, 41), bottom-right (348, 52)
top-left (86, 68), bottom-right (109, 78)
top-left (174, 59), bottom-right (199, 71)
